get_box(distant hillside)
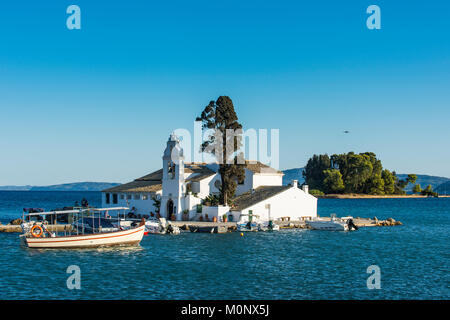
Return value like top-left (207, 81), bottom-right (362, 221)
top-left (0, 182), bottom-right (120, 192)
top-left (436, 181), bottom-right (450, 195)
top-left (282, 168), bottom-right (305, 186)
top-left (0, 185), bottom-right (33, 191)
top-left (396, 174), bottom-right (450, 192)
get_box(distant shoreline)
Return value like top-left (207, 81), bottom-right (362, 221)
top-left (318, 194), bottom-right (450, 199)
top-left (0, 182), bottom-right (120, 192)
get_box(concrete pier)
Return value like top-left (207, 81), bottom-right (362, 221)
top-left (0, 224), bottom-right (72, 233)
top-left (0, 217), bottom-right (401, 233)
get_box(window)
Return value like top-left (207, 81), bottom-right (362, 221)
top-left (142, 194), bottom-right (149, 200)
top-left (168, 161), bottom-right (175, 179)
top-left (127, 194), bottom-right (132, 200)
top-left (113, 193), bottom-right (118, 204)
top-left (134, 194), bottom-right (140, 200)
top-left (105, 193), bottom-right (110, 204)
top-left (120, 194), bottom-right (125, 200)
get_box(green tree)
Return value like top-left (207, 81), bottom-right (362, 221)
top-left (202, 194), bottom-right (221, 206)
top-left (360, 152), bottom-right (384, 194)
top-left (412, 184), bottom-right (422, 194)
top-left (406, 174), bottom-right (418, 185)
top-left (303, 154), bottom-right (331, 191)
top-left (382, 169), bottom-right (396, 194)
top-left (393, 171), bottom-right (407, 195)
top-left (421, 184), bottom-right (437, 196)
top-left (344, 153), bottom-right (373, 193)
top-left (365, 174), bottom-right (385, 195)
top-left (322, 169), bottom-right (345, 194)
top-left (196, 96), bottom-right (245, 205)
top-left (151, 195), bottom-right (161, 214)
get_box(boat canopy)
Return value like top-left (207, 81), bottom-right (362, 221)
top-left (23, 207), bottom-right (129, 216)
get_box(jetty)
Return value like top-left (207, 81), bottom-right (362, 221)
top-left (0, 216), bottom-right (402, 234)
top-left (169, 216), bottom-right (402, 232)
top-left (0, 223), bottom-right (72, 233)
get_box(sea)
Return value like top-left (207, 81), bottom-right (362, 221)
top-left (0, 191), bottom-right (448, 300)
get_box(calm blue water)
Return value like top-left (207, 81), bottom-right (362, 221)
top-left (0, 191), bottom-right (448, 300)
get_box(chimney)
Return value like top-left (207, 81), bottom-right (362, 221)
top-left (302, 184), bottom-right (309, 194)
top-left (291, 180), bottom-right (298, 188)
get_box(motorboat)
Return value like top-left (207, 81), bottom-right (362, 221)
top-left (306, 214), bottom-right (358, 231)
top-left (257, 220), bottom-right (280, 231)
top-left (237, 221), bottom-right (259, 232)
top-left (145, 218), bottom-right (180, 235)
top-left (188, 225), bottom-right (216, 233)
top-left (20, 207), bottom-right (146, 249)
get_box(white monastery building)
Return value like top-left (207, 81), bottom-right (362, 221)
top-left (102, 134), bottom-right (317, 223)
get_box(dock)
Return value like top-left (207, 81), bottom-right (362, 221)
top-left (0, 224), bottom-right (72, 233)
top-left (0, 217), bottom-right (401, 233)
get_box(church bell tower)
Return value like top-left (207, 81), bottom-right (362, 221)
top-left (161, 133), bottom-right (185, 220)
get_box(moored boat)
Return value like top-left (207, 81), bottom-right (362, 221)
top-left (20, 207), bottom-right (146, 249)
top-left (146, 218), bottom-right (180, 235)
top-left (306, 214), bottom-right (358, 231)
top-left (237, 222), bottom-right (259, 232)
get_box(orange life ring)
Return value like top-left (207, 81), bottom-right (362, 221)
top-left (30, 225), bottom-right (44, 238)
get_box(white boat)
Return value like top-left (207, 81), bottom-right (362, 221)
top-left (237, 222), bottom-right (259, 232)
top-left (306, 214), bottom-right (358, 231)
top-left (258, 221), bottom-right (280, 232)
top-left (20, 207), bottom-right (146, 249)
top-left (145, 218), bottom-right (180, 235)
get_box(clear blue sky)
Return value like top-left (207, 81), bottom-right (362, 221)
top-left (0, 0), bottom-right (449, 185)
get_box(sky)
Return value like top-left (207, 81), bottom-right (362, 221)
top-left (0, 0), bottom-right (449, 185)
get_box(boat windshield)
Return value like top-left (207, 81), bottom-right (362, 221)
top-left (76, 217), bottom-right (116, 229)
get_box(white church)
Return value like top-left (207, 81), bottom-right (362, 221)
top-left (102, 134), bottom-right (317, 223)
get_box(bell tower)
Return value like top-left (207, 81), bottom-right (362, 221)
top-left (161, 133), bottom-right (185, 220)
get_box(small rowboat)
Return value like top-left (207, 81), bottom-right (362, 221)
top-left (20, 207), bottom-right (146, 249)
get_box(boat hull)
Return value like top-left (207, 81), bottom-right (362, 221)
top-left (24, 225), bottom-right (145, 249)
top-left (306, 220), bottom-right (348, 231)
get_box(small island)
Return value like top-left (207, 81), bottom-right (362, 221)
top-left (301, 152), bottom-right (442, 198)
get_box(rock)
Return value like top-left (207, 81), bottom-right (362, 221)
top-left (387, 217), bottom-right (395, 223)
top-left (395, 221), bottom-right (403, 226)
top-left (373, 216), bottom-right (378, 223)
top-left (9, 218), bottom-right (23, 225)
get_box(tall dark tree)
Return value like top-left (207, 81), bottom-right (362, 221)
top-left (196, 96), bottom-right (245, 205)
top-left (303, 154), bottom-right (331, 191)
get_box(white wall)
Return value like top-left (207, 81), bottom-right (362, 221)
top-left (102, 191), bottom-right (161, 216)
top-left (252, 174), bottom-right (283, 189)
top-left (184, 193), bottom-right (203, 220)
top-left (235, 169), bottom-right (254, 195)
top-left (201, 205), bottom-right (230, 221)
top-left (199, 173), bottom-right (221, 197)
top-left (235, 170), bottom-right (283, 195)
top-left (234, 187), bottom-right (317, 223)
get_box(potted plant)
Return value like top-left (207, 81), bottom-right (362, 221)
top-left (222, 213), bottom-right (228, 222)
top-left (205, 214), bottom-right (209, 222)
top-left (182, 209), bottom-right (189, 221)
